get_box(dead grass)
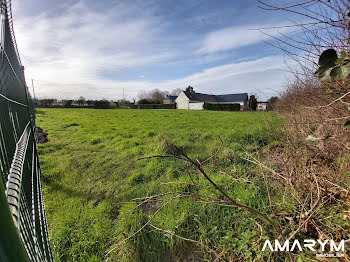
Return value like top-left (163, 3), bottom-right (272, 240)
top-left (256, 76), bottom-right (350, 259)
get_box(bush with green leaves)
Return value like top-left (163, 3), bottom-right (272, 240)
top-left (315, 49), bottom-right (350, 128)
top-left (94, 100), bottom-right (111, 109)
top-left (315, 49), bottom-right (350, 80)
top-left (203, 103), bottom-right (240, 111)
top-left (138, 99), bottom-right (156, 104)
top-left (130, 104), bottom-right (176, 109)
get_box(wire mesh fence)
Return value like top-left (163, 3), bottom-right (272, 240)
top-left (0, 0), bottom-right (53, 261)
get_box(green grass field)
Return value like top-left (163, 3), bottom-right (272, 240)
top-left (36, 108), bottom-right (280, 261)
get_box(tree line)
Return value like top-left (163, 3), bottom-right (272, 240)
top-left (34, 96), bottom-right (132, 109)
top-left (35, 88), bottom-right (279, 110)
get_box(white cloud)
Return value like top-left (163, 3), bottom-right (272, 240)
top-left (14, 1), bottom-right (174, 98)
top-left (153, 55), bottom-right (292, 98)
top-left (12, 2), bottom-right (292, 100)
top-left (28, 55), bottom-right (290, 100)
top-left (197, 24), bottom-right (293, 54)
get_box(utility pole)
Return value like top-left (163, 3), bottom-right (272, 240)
top-left (123, 88), bottom-right (125, 100)
top-left (31, 79), bottom-right (36, 100)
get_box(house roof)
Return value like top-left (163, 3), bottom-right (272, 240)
top-left (183, 91), bottom-right (248, 103)
top-left (216, 93), bottom-right (248, 103)
top-left (165, 95), bottom-right (178, 100)
top-left (183, 91), bottom-right (217, 102)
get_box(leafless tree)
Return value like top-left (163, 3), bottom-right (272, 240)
top-left (77, 96), bottom-right (86, 106)
top-left (257, 0), bottom-right (350, 74)
top-left (171, 88), bottom-right (183, 96)
top-left (137, 89), bottom-right (167, 103)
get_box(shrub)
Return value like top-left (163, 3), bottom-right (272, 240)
top-left (94, 100), bottom-right (110, 109)
top-left (203, 103), bottom-right (240, 111)
top-left (62, 100), bottom-right (73, 107)
top-left (248, 95), bottom-right (257, 111)
top-left (138, 99), bottom-right (153, 104)
top-left (264, 76), bottom-right (350, 257)
top-left (130, 104), bottom-right (176, 109)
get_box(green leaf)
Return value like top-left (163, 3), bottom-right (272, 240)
top-left (319, 68), bottom-right (332, 80)
top-left (345, 121), bottom-right (350, 129)
top-left (318, 49), bottom-right (337, 67)
top-left (315, 66), bottom-right (332, 77)
top-left (335, 50), bottom-right (348, 64)
top-left (330, 65), bottom-right (350, 79)
top-left (315, 66), bottom-right (329, 75)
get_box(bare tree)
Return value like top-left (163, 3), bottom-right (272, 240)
top-left (149, 89), bottom-right (165, 103)
top-left (171, 88), bottom-right (182, 96)
top-left (254, 3), bottom-right (350, 262)
top-left (257, 0), bottom-right (350, 73)
top-left (137, 90), bottom-right (149, 100)
top-left (137, 89), bottom-right (166, 104)
top-left (77, 96), bottom-right (86, 106)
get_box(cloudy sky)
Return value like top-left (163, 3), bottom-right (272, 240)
top-left (12, 0), bottom-right (300, 100)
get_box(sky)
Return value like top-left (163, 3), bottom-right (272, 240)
top-left (12, 0), bottom-right (300, 100)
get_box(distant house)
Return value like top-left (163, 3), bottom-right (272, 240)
top-left (257, 102), bottom-right (268, 111)
top-left (163, 95), bottom-right (177, 104)
top-left (175, 90), bottom-right (248, 110)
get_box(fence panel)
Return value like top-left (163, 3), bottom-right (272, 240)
top-left (0, 1), bottom-right (52, 261)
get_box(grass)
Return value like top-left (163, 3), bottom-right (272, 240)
top-left (36, 108), bottom-right (280, 261)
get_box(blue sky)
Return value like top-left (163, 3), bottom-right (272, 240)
top-left (13, 0), bottom-right (299, 100)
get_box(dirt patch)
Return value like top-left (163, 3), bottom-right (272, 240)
top-left (140, 199), bottom-right (161, 214)
top-left (36, 127), bottom-right (49, 144)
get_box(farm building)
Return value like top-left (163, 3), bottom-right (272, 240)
top-left (175, 90), bottom-right (248, 110)
top-left (163, 95), bottom-right (178, 104)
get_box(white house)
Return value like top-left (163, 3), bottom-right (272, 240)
top-left (257, 102), bottom-right (268, 111)
top-left (175, 90), bottom-right (248, 110)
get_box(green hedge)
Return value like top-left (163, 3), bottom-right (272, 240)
top-left (203, 103), bottom-right (241, 111)
top-left (130, 104), bottom-right (176, 109)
